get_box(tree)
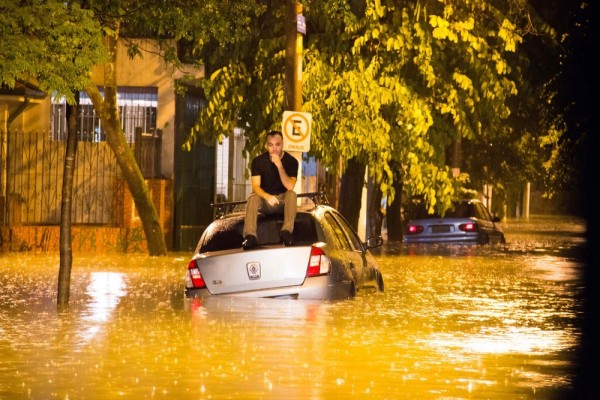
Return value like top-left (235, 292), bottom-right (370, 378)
top-left (1, 0), bottom-right (105, 102)
top-left (1, 0), bottom-right (106, 306)
top-left (1, 0), bottom-right (171, 256)
top-left (57, 92), bottom-right (79, 308)
top-left (304, 1), bottom-right (543, 217)
top-left (187, 0), bottom-right (546, 228)
top-left (525, 0), bottom-right (591, 215)
top-left (460, 1), bottom-right (580, 217)
top-left (78, 0), bottom-right (262, 255)
top-left (3, 0), bottom-right (263, 257)
top-left (83, 33), bottom-right (168, 256)
top-left (2, 0), bottom-right (170, 256)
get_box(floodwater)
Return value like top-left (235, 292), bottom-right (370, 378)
top-left (0, 215), bottom-right (587, 399)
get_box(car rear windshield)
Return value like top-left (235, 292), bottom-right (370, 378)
top-left (198, 212), bottom-right (319, 253)
top-left (415, 201), bottom-right (474, 219)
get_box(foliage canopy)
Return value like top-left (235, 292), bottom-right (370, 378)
top-left (0, 0), bottom-right (106, 103)
top-left (186, 0), bottom-right (568, 215)
top-left (2, 0), bottom-right (582, 217)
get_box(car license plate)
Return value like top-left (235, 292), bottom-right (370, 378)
top-left (432, 225), bottom-right (451, 233)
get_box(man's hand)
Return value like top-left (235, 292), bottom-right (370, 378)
top-left (267, 152), bottom-right (296, 191)
top-left (270, 153), bottom-right (283, 169)
top-left (265, 194), bottom-right (279, 207)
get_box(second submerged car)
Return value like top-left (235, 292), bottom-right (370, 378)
top-left (404, 199), bottom-right (505, 245)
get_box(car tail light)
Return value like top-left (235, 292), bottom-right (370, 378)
top-left (306, 246), bottom-right (331, 277)
top-left (406, 224), bottom-right (424, 235)
top-left (459, 222), bottom-right (479, 232)
top-left (186, 260), bottom-right (206, 288)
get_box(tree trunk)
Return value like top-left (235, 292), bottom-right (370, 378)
top-left (386, 179), bottom-right (404, 241)
top-left (86, 34), bottom-right (167, 256)
top-left (368, 181), bottom-right (383, 238)
top-left (338, 157), bottom-right (366, 230)
top-left (57, 93), bottom-right (78, 308)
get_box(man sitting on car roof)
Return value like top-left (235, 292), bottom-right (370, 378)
top-left (242, 130), bottom-right (298, 250)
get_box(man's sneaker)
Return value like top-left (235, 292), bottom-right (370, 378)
top-left (280, 230), bottom-right (292, 246)
top-left (243, 235), bottom-right (257, 250)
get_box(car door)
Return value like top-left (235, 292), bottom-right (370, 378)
top-left (323, 211), bottom-right (368, 288)
top-left (473, 202), bottom-right (501, 243)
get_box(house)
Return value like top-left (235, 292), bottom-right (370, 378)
top-left (0, 38), bottom-right (255, 253)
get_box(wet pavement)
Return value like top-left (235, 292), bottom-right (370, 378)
top-left (0, 215), bottom-right (587, 399)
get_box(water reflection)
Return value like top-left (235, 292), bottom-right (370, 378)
top-left (188, 296), bottom-right (328, 324)
top-left (78, 272), bottom-right (127, 344)
top-left (528, 255), bottom-right (581, 281)
top-left (186, 297), bottom-right (333, 399)
top-left (427, 326), bottom-right (566, 355)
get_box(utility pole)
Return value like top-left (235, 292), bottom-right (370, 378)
top-left (284, 1), bottom-right (304, 194)
top-left (285, 1), bottom-right (303, 112)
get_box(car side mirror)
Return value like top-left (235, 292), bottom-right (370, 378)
top-left (364, 236), bottom-right (384, 249)
top-left (492, 216), bottom-right (501, 223)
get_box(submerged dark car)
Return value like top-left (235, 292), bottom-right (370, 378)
top-left (404, 199), bottom-right (505, 245)
top-left (185, 194), bottom-right (385, 301)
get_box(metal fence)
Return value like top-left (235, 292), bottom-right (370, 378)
top-left (1, 130), bottom-right (126, 226)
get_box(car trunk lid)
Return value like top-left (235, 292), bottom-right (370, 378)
top-left (193, 246), bottom-right (313, 294)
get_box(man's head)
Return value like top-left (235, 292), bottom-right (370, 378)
top-left (266, 130), bottom-right (284, 158)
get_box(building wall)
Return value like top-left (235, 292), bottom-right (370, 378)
top-left (0, 96), bottom-right (47, 132)
top-left (91, 39), bottom-right (204, 179)
top-left (0, 179), bottom-right (173, 253)
top-left (0, 39), bottom-right (203, 253)
top-left (26, 100), bottom-right (50, 131)
top-left (2, 38), bottom-right (204, 179)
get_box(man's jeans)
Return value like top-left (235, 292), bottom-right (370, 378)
top-left (243, 190), bottom-right (297, 238)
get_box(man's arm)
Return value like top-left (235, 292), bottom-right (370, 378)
top-left (251, 175), bottom-right (266, 198)
top-left (251, 175), bottom-right (280, 207)
top-left (271, 154), bottom-right (297, 191)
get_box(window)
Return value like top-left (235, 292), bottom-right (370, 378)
top-left (199, 217), bottom-right (245, 253)
top-left (474, 203), bottom-right (493, 221)
top-left (330, 212), bottom-right (363, 251)
top-left (323, 212), bottom-right (353, 251)
top-left (51, 87), bottom-right (157, 142)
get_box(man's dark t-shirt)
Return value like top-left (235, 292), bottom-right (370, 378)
top-left (251, 152), bottom-right (299, 195)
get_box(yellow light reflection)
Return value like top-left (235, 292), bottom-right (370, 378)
top-left (529, 255), bottom-right (581, 281)
top-left (79, 272), bottom-right (127, 344)
top-left (428, 326), bottom-right (563, 355)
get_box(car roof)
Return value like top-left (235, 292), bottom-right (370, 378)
top-left (412, 198), bottom-right (484, 219)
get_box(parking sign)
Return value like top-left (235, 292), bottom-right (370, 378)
top-left (282, 111), bottom-right (311, 152)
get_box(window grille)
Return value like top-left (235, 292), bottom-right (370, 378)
top-left (51, 87), bottom-right (158, 142)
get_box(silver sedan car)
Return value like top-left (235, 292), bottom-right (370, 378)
top-left (185, 195), bottom-right (384, 301)
top-left (403, 199), bottom-right (506, 245)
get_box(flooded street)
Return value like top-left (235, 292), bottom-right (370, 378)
top-left (0, 215), bottom-right (587, 399)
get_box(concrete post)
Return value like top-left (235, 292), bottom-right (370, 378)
top-left (523, 182), bottom-right (530, 219)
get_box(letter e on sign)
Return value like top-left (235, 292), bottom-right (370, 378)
top-left (282, 111), bottom-right (311, 152)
